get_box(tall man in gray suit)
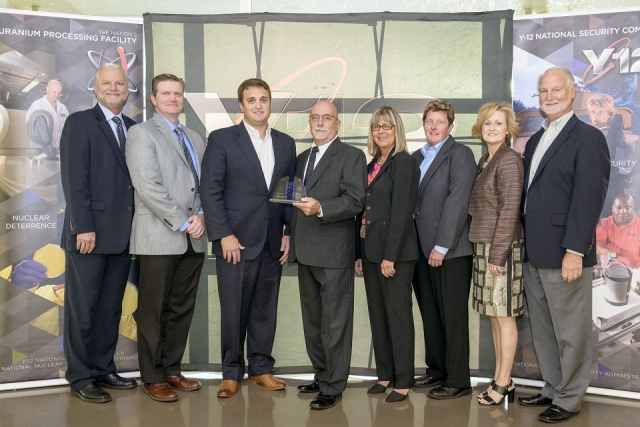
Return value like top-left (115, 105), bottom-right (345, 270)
top-left (289, 101), bottom-right (366, 410)
top-left (518, 67), bottom-right (610, 423)
top-left (200, 78), bottom-right (296, 398)
top-left (411, 100), bottom-right (476, 400)
top-left (126, 74), bottom-right (206, 403)
top-left (61, 63), bottom-right (137, 403)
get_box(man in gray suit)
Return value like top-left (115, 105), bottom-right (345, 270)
top-left (289, 100), bottom-right (366, 410)
top-left (411, 100), bottom-right (476, 399)
top-left (126, 74), bottom-right (206, 402)
top-left (518, 67), bottom-right (609, 423)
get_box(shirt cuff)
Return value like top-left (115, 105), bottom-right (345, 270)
top-left (179, 220), bottom-right (190, 232)
top-left (317, 204), bottom-right (323, 217)
top-left (566, 249), bottom-right (584, 257)
top-left (434, 245), bottom-right (449, 256)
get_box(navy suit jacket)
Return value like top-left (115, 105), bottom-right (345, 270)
top-left (201, 123), bottom-right (296, 261)
top-left (60, 103), bottom-right (136, 254)
top-left (521, 114), bottom-right (610, 269)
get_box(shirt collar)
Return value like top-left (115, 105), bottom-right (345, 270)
top-left (312, 135), bottom-right (338, 153)
top-left (98, 103), bottom-right (123, 123)
top-left (243, 120), bottom-right (271, 139)
top-left (542, 110), bottom-right (574, 131)
top-left (156, 113), bottom-right (181, 132)
top-left (421, 135), bottom-right (449, 156)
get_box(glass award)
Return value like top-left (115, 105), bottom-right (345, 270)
top-left (270, 176), bottom-right (307, 204)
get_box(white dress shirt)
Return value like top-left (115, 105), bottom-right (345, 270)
top-left (244, 120), bottom-right (275, 188)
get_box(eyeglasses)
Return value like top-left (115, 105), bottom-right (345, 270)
top-left (309, 114), bottom-right (337, 122)
top-left (371, 124), bottom-right (394, 131)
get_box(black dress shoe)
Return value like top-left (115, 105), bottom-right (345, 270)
top-left (297, 379), bottom-right (320, 393)
top-left (309, 392), bottom-right (340, 409)
top-left (97, 373), bottom-right (138, 390)
top-left (71, 382), bottom-right (112, 403)
top-left (538, 404), bottom-right (579, 423)
top-left (518, 393), bottom-right (553, 407)
top-left (413, 375), bottom-right (444, 388)
top-left (428, 385), bottom-right (472, 400)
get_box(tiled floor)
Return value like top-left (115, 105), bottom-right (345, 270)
top-left (1, 373), bottom-right (639, 427)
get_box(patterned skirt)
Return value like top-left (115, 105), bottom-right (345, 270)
top-left (472, 241), bottom-right (524, 317)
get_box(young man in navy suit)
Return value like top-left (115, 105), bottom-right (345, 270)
top-left (201, 78), bottom-right (296, 398)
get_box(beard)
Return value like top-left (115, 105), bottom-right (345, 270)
top-left (541, 97), bottom-right (571, 117)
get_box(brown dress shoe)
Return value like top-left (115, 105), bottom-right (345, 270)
top-left (218, 379), bottom-right (240, 398)
top-left (166, 375), bottom-right (201, 391)
top-left (248, 374), bottom-right (287, 391)
top-left (143, 383), bottom-right (178, 402)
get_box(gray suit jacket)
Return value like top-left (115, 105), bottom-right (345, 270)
top-left (412, 136), bottom-right (476, 259)
top-left (289, 138), bottom-right (366, 268)
top-left (126, 114), bottom-right (206, 255)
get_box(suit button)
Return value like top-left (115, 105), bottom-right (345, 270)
top-left (366, 221), bottom-right (370, 224)
top-left (188, 208), bottom-right (192, 212)
top-left (128, 207), bottom-right (132, 211)
top-left (128, 185), bottom-right (132, 190)
top-left (366, 193), bottom-right (371, 196)
top-left (264, 215), bottom-right (269, 220)
top-left (366, 206), bottom-right (370, 210)
top-left (191, 188), bottom-right (195, 192)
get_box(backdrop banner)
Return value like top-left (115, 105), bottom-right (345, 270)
top-left (144, 11), bottom-right (513, 373)
top-left (513, 9), bottom-right (640, 392)
top-left (0, 9), bottom-right (143, 383)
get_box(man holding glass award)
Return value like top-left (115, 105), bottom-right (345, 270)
top-left (200, 78), bottom-right (296, 398)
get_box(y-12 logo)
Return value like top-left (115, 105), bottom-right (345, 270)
top-left (582, 38), bottom-right (640, 84)
top-left (86, 46), bottom-right (138, 92)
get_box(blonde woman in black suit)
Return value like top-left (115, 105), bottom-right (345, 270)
top-left (355, 106), bottom-right (420, 403)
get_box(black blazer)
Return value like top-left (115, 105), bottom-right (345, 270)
top-left (521, 114), bottom-right (610, 269)
top-left (60, 103), bottom-right (136, 254)
top-left (201, 123), bottom-right (297, 261)
top-left (357, 151), bottom-right (419, 263)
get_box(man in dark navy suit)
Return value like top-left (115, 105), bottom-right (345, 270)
top-left (201, 78), bottom-right (296, 398)
top-left (60, 63), bottom-right (137, 403)
top-left (518, 67), bottom-right (610, 423)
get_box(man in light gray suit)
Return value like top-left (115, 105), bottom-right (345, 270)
top-left (126, 74), bottom-right (206, 403)
top-left (411, 100), bottom-right (476, 399)
top-left (289, 100), bottom-right (366, 410)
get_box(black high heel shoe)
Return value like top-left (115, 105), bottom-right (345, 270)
top-left (477, 379), bottom-right (496, 399)
top-left (478, 381), bottom-right (515, 406)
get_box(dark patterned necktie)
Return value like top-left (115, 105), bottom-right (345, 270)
top-left (112, 116), bottom-right (126, 159)
top-left (175, 127), bottom-right (200, 197)
top-left (303, 146), bottom-right (320, 186)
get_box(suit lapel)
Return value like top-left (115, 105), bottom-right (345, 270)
top-left (416, 137), bottom-right (454, 197)
top-left (94, 104), bottom-right (128, 173)
top-left (305, 138), bottom-right (341, 190)
top-left (236, 124), bottom-right (269, 191)
top-left (153, 115), bottom-right (191, 170)
top-left (529, 116), bottom-right (577, 186)
top-left (269, 130), bottom-right (283, 191)
top-left (367, 157), bottom-right (391, 189)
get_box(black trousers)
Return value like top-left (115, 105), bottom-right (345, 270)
top-left (298, 264), bottom-right (354, 395)
top-left (63, 250), bottom-right (131, 391)
top-left (412, 248), bottom-right (472, 388)
top-left (362, 254), bottom-right (415, 389)
top-left (216, 240), bottom-right (283, 381)
top-left (136, 239), bottom-right (204, 383)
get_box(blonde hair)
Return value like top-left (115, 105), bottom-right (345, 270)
top-left (471, 101), bottom-right (520, 145)
top-left (367, 106), bottom-right (408, 158)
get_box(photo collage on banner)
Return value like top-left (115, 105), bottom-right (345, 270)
top-left (513, 9), bottom-right (640, 391)
top-left (0, 9), bottom-right (143, 383)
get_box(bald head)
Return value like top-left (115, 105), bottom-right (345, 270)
top-left (45, 80), bottom-right (62, 104)
top-left (309, 101), bottom-right (340, 146)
